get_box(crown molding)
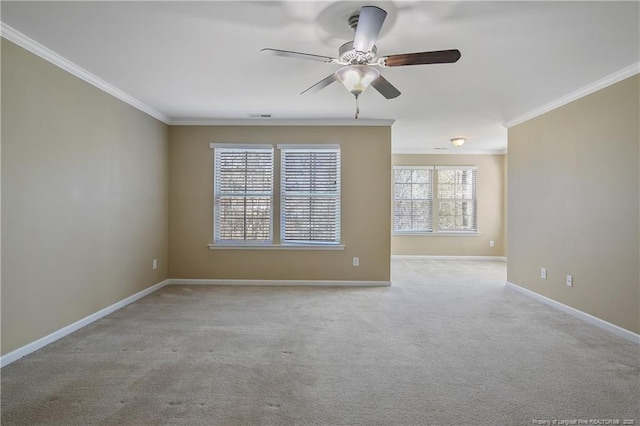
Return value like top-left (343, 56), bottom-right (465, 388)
top-left (7, 18), bottom-right (634, 137)
top-left (504, 62), bottom-right (640, 128)
top-left (169, 118), bottom-right (396, 126)
top-left (1, 22), bottom-right (171, 124)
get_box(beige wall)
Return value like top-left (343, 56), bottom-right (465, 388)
top-left (508, 74), bottom-right (639, 334)
top-left (1, 39), bottom-right (170, 355)
top-left (391, 154), bottom-right (506, 256)
top-left (169, 125), bottom-right (391, 282)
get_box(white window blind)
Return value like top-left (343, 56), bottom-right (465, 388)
top-left (393, 167), bottom-right (434, 232)
top-left (280, 146), bottom-right (341, 244)
top-left (213, 146), bottom-right (274, 243)
top-left (437, 167), bottom-right (477, 232)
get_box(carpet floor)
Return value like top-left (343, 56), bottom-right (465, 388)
top-left (1, 260), bottom-right (638, 425)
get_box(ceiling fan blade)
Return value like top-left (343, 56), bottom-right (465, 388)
top-left (371, 75), bottom-right (401, 99)
top-left (261, 48), bottom-right (335, 63)
top-left (353, 6), bottom-right (387, 53)
top-left (301, 74), bottom-right (337, 95)
top-left (382, 49), bottom-right (461, 67)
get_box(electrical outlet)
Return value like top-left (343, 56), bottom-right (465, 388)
top-left (540, 268), bottom-right (547, 280)
top-left (489, 240), bottom-right (495, 247)
top-left (152, 259), bottom-right (158, 270)
top-left (566, 275), bottom-right (573, 287)
top-left (353, 257), bottom-right (359, 267)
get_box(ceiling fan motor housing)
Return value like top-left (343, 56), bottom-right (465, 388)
top-left (348, 13), bottom-right (360, 32)
top-left (338, 41), bottom-right (378, 65)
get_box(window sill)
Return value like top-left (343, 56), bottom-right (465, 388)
top-left (393, 232), bottom-right (480, 237)
top-left (208, 243), bottom-right (346, 250)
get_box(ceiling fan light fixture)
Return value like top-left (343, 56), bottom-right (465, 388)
top-left (451, 137), bottom-right (466, 148)
top-left (335, 65), bottom-right (380, 97)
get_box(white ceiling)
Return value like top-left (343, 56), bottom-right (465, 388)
top-left (2, 1), bottom-right (639, 153)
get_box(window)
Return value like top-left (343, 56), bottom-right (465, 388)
top-left (280, 145), bottom-right (341, 244)
top-left (436, 167), bottom-right (477, 232)
top-left (393, 166), bottom-right (477, 234)
top-left (393, 167), bottom-right (433, 232)
top-left (210, 143), bottom-right (342, 249)
top-left (213, 145), bottom-right (274, 243)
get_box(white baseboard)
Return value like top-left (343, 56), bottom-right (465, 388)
top-left (506, 281), bottom-right (640, 345)
top-left (1, 279), bottom-right (170, 368)
top-left (392, 255), bottom-right (507, 261)
top-left (1, 277), bottom-right (388, 367)
top-left (167, 278), bottom-right (391, 287)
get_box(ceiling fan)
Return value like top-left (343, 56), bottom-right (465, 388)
top-left (262, 5), bottom-right (461, 117)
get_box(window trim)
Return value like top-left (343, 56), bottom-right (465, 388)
top-left (393, 166), bottom-right (434, 234)
top-left (211, 144), bottom-right (275, 244)
top-left (208, 143), bottom-right (344, 250)
top-left (207, 243), bottom-right (345, 250)
top-left (392, 165), bottom-right (478, 235)
top-left (279, 144), bottom-right (342, 246)
top-left (434, 165), bottom-right (478, 171)
top-left (276, 143), bottom-right (340, 150)
top-left (436, 167), bottom-right (477, 233)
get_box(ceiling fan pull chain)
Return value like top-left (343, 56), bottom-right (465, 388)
top-left (355, 95), bottom-right (360, 119)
